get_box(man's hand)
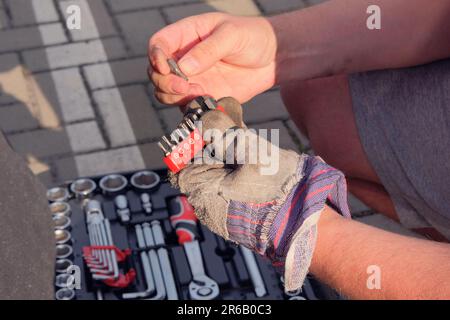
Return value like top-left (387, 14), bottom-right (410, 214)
top-left (148, 13), bottom-right (277, 105)
top-left (170, 97), bottom-right (351, 290)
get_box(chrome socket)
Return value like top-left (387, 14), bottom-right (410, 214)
top-left (49, 201), bottom-right (71, 217)
top-left (130, 171), bottom-right (160, 192)
top-left (56, 244), bottom-right (73, 259)
top-left (55, 273), bottom-right (75, 288)
top-left (99, 174), bottom-right (128, 197)
top-left (53, 215), bottom-right (71, 230)
top-left (47, 187), bottom-right (69, 202)
top-left (55, 229), bottom-right (71, 245)
top-left (70, 178), bottom-right (96, 200)
top-left (55, 259), bottom-right (73, 273)
top-left (55, 288), bottom-right (75, 300)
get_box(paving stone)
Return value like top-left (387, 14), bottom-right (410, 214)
top-left (26, 154), bottom-right (54, 187)
top-left (0, 53), bottom-right (20, 105)
top-left (34, 68), bottom-right (95, 123)
top-left (83, 57), bottom-right (148, 90)
top-left (250, 120), bottom-right (300, 152)
top-left (39, 23), bottom-right (68, 46)
top-left (23, 38), bottom-right (126, 71)
top-left (95, 85), bottom-right (163, 147)
top-left (0, 3), bottom-right (9, 30)
top-left (0, 103), bottom-right (40, 133)
top-left (108, 0), bottom-right (190, 12)
top-left (93, 87), bottom-right (136, 147)
top-left (53, 156), bottom-right (79, 182)
top-left (0, 23), bottom-right (67, 53)
top-left (256, 0), bottom-right (307, 14)
top-left (65, 121), bottom-right (106, 153)
top-left (7, 127), bottom-right (71, 158)
top-left (6, 0), bottom-right (59, 26)
top-left (59, 0), bottom-right (117, 40)
top-left (287, 119), bottom-right (310, 151)
top-left (203, 0), bottom-right (260, 16)
top-left (139, 142), bottom-right (165, 170)
top-left (118, 85), bottom-right (164, 141)
top-left (116, 9), bottom-right (165, 55)
top-left (35, 168), bottom-right (55, 187)
top-left (0, 54), bottom-right (71, 129)
top-left (159, 106), bottom-right (184, 134)
top-left (164, 0), bottom-right (260, 23)
top-left (73, 145), bottom-right (146, 177)
top-left (243, 90), bottom-right (289, 124)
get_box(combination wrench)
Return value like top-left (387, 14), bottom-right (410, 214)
top-left (168, 196), bottom-right (219, 300)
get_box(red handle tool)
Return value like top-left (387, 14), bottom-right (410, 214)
top-left (168, 195), bottom-right (199, 244)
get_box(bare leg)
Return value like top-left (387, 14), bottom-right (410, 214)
top-left (280, 75), bottom-right (398, 221)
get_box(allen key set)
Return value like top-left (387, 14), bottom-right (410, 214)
top-left (47, 169), bottom-right (320, 300)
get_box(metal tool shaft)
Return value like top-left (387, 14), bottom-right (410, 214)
top-left (240, 246), bottom-right (267, 297)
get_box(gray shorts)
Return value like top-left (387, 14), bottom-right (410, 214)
top-left (349, 59), bottom-right (450, 240)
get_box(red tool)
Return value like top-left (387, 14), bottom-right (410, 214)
top-left (158, 96), bottom-right (224, 173)
top-left (168, 195), bottom-right (199, 244)
top-left (168, 195), bottom-right (220, 300)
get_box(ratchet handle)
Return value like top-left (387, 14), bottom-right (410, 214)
top-left (168, 196), bottom-right (199, 244)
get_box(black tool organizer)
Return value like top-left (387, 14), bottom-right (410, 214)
top-left (52, 169), bottom-right (323, 300)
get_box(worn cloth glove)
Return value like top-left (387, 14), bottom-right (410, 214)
top-left (170, 97), bottom-right (351, 291)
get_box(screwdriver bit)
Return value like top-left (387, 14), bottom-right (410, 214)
top-left (167, 58), bottom-right (189, 81)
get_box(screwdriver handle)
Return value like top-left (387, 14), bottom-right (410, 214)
top-left (168, 195), bottom-right (199, 244)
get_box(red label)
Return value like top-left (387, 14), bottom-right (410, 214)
top-left (163, 128), bottom-right (205, 173)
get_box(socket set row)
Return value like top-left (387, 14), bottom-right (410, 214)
top-left (47, 169), bottom-right (323, 300)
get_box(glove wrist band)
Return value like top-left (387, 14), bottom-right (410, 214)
top-left (226, 156), bottom-right (351, 289)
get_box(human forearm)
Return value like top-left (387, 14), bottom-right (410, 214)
top-left (269, 0), bottom-right (450, 84)
top-left (311, 206), bottom-right (450, 299)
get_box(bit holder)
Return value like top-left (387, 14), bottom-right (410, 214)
top-left (157, 96), bottom-right (224, 173)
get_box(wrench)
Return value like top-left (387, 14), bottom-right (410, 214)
top-left (239, 246), bottom-right (267, 297)
top-left (168, 196), bottom-right (219, 300)
top-left (150, 220), bottom-right (178, 300)
top-left (142, 223), bottom-right (166, 300)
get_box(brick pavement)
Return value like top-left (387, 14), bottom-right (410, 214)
top-left (0, 0), bottom-right (379, 219)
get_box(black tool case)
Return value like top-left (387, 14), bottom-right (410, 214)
top-left (51, 169), bottom-right (326, 300)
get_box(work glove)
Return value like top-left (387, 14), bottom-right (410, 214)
top-left (170, 97), bottom-right (351, 291)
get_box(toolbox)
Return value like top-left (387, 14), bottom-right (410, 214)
top-left (48, 168), bottom-right (327, 300)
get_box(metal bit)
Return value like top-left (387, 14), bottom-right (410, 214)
top-left (140, 193), bottom-right (152, 214)
top-left (170, 133), bottom-right (180, 144)
top-left (158, 142), bottom-right (170, 155)
top-left (180, 123), bottom-right (191, 134)
top-left (175, 128), bottom-right (185, 139)
top-left (167, 58), bottom-right (188, 81)
top-left (185, 118), bottom-right (196, 131)
top-left (203, 97), bottom-right (217, 110)
top-left (162, 136), bottom-right (174, 148)
top-left (115, 195), bottom-right (130, 223)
